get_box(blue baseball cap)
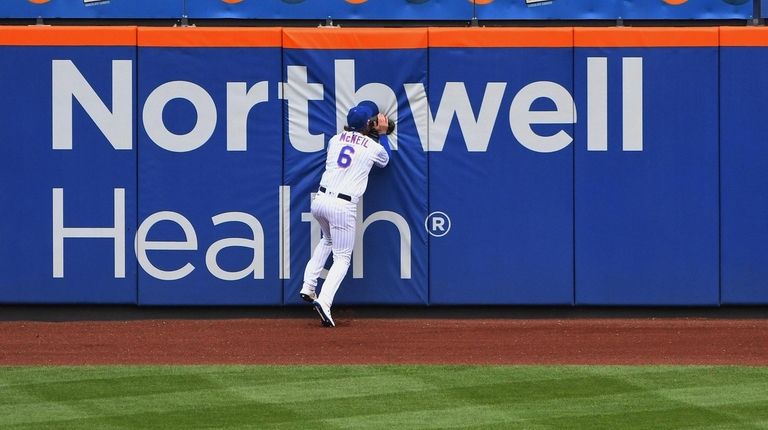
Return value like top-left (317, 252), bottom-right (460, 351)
top-left (357, 100), bottom-right (380, 117)
top-left (346, 105), bottom-right (373, 131)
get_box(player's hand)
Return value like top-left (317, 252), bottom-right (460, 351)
top-left (374, 114), bottom-right (389, 134)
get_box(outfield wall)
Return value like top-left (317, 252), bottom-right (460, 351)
top-left (0, 26), bottom-right (766, 306)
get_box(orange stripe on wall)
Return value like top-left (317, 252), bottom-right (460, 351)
top-left (139, 27), bottom-right (282, 48)
top-left (283, 28), bottom-right (427, 49)
top-left (0, 26), bottom-right (136, 46)
top-left (429, 27), bottom-right (572, 48)
top-left (720, 27), bottom-right (768, 47)
top-left (1, 26), bottom-right (748, 49)
top-left (574, 27), bottom-right (718, 47)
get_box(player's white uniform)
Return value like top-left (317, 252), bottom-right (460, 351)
top-left (302, 130), bottom-right (389, 319)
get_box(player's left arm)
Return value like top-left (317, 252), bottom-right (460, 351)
top-left (373, 137), bottom-right (390, 168)
top-left (371, 113), bottom-right (390, 168)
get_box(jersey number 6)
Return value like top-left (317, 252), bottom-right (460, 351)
top-left (337, 145), bottom-right (355, 168)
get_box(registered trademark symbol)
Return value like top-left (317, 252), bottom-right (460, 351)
top-left (425, 211), bottom-right (451, 237)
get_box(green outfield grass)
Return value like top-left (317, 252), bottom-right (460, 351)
top-left (0, 365), bottom-right (767, 429)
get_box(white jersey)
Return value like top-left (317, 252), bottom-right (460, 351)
top-left (319, 130), bottom-right (389, 199)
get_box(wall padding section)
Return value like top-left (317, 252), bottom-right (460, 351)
top-left (427, 28), bottom-right (575, 305)
top-left (282, 28), bottom-right (429, 305)
top-left (136, 28), bottom-right (284, 305)
top-left (573, 28), bottom-right (720, 305)
top-left (720, 27), bottom-right (768, 305)
top-left (0, 27), bottom-right (138, 304)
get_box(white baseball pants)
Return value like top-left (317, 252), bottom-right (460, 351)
top-left (302, 192), bottom-right (357, 309)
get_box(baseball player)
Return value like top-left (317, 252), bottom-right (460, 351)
top-left (299, 102), bottom-right (392, 327)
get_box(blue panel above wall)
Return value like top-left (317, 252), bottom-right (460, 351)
top-left (0, 0), bottom-right (748, 20)
top-left (0, 1), bottom-right (183, 19)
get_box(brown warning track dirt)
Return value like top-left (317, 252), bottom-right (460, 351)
top-left (1, 313), bottom-right (766, 365)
